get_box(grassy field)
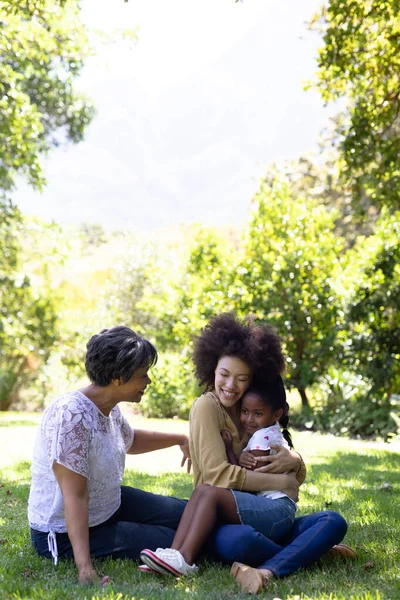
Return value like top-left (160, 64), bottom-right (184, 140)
top-left (0, 410), bottom-right (399, 600)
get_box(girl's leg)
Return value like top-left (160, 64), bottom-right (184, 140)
top-left (173, 486), bottom-right (240, 565)
top-left (171, 484), bottom-right (211, 549)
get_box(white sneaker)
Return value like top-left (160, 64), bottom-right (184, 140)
top-left (140, 547), bottom-right (198, 577)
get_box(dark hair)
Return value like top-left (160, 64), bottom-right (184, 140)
top-left (244, 377), bottom-right (293, 448)
top-left (85, 326), bottom-right (157, 387)
top-left (192, 312), bottom-right (285, 391)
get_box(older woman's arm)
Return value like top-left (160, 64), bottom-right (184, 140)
top-left (52, 462), bottom-right (99, 585)
top-left (127, 430), bottom-right (191, 471)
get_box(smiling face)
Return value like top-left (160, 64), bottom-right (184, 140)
top-left (114, 366), bottom-right (152, 403)
top-left (214, 356), bottom-right (252, 409)
top-left (240, 391), bottom-right (283, 435)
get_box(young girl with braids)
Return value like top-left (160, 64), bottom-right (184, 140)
top-left (222, 379), bottom-right (296, 532)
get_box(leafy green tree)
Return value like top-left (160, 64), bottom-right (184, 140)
top-left (240, 177), bottom-right (344, 407)
top-left (0, 200), bottom-right (58, 409)
top-left (0, 0), bottom-right (94, 192)
top-left (310, 0), bottom-right (400, 211)
top-left (344, 211), bottom-right (400, 401)
top-left (170, 226), bottom-right (238, 349)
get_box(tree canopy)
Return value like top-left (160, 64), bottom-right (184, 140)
top-left (0, 0), bottom-right (94, 191)
top-left (311, 0), bottom-right (400, 212)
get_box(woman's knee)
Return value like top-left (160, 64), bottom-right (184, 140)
top-left (213, 525), bottom-right (259, 563)
top-left (325, 510), bottom-right (348, 539)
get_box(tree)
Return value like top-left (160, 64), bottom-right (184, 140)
top-left (345, 211), bottom-right (400, 401)
top-left (240, 177), bottom-right (344, 407)
top-left (170, 226), bottom-right (238, 349)
top-left (310, 0), bottom-right (400, 212)
top-left (0, 0), bottom-right (94, 192)
top-left (0, 199), bottom-right (58, 410)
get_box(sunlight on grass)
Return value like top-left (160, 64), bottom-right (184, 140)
top-left (0, 411), bottom-right (399, 600)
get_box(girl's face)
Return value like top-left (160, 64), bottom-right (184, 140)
top-left (240, 391), bottom-right (283, 435)
top-left (214, 356), bottom-right (252, 409)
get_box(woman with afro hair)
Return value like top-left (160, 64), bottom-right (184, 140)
top-left (141, 313), bottom-right (356, 594)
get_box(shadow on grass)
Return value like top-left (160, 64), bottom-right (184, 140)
top-left (2, 455), bottom-right (400, 599)
top-left (302, 449), bottom-right (400, 558)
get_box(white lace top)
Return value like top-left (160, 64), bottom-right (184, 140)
top-left (28, 391), bottom-right (134, 533)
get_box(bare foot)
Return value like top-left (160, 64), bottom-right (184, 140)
top-left (230, 562), bottom-right (274, 594)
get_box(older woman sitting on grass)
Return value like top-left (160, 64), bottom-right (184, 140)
top-left (28, 323), bottom-right (356, 589)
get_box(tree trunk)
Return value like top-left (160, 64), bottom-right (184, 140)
top-left (298, 387), bottom-right (309, 408)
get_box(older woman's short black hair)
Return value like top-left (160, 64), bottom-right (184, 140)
top-left (85, 326), bottom-right (157, 387)
top-left (193, 312), bottom-right (285, 391)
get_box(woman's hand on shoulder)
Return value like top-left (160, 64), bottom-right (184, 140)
top-left (180, 435), bottom-right (191, 473)
top-left (253, 444), bottom-right (300, 474)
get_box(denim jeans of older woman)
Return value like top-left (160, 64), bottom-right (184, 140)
top-left (30, 486), bottom-right (347, 578)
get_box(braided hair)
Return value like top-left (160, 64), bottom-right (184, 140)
top-left (247, 376), bottom-right (293, 448)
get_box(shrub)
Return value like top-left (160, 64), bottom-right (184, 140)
top-left (291, 368), bottom-right (399, 441)
top-left (139, 352), bottom-right (198, 419)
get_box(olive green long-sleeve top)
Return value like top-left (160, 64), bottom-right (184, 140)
top-left (189, 392), bottom-right (306, 490)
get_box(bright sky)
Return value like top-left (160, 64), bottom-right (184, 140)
top-left (14, 0), bottom-right (331, 231)
top-left (82, 0), bottom-right (275, 89)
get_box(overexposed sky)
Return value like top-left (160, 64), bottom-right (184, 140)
top-left (14, 0), bottom-right (331, 231)
top-left (82, 0), bottom-right (276, 90)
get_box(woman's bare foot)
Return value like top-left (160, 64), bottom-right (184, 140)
top-left (230, 562), bottom-right (274, 594)
top-left (326, 544), bottom-right (358, 561)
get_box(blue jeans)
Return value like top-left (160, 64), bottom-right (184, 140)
top-left (30, 486), bottom-right (347, 578)
top-left (230, 491), bottom-right (296, 541)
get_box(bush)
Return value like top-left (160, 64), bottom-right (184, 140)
top-left (139, 352), bottom-right (198, 419)
top-left (292, 390), bottom-right (399, 441)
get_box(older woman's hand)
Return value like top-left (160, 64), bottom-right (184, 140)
top-left (180, 435), bottom-right (191, 473)
top-left (254, 444), bottom-right (301, 474)
top-left (78, 565), bottom-right (110, 587)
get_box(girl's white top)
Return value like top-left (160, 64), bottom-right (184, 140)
top-left (243, 423), bottom-right (295, 504)
top-left (28, 391), bottom-right (134, 533)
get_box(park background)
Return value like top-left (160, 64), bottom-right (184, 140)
top-left (0, 0), bottom-right (399, 599)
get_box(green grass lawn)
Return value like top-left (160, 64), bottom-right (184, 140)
top-left (0, 411), bottom-right (399, 600)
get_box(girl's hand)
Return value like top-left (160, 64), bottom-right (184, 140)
top-left (179, 436), bottom-right (191, 473)
top-left (220, 429), bottom-right (233, 447)
top-left (238, 450), bottom-right (257, 470)
top-left (254, 444), bottom-right (300, 474)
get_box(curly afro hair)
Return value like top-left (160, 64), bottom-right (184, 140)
top-left (192, 312), bottom-right (285, 391)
